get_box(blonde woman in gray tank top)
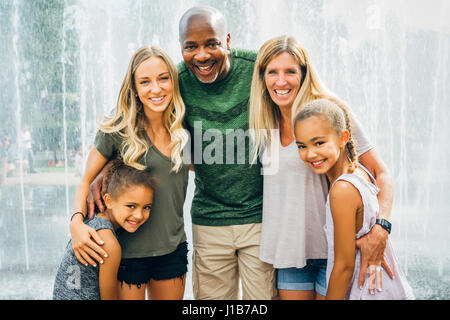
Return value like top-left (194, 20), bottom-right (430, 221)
top-left (249, 36), bottom-right (395, 299)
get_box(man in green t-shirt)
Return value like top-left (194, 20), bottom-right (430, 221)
top-left (178, 6), bottom-right (277, 300)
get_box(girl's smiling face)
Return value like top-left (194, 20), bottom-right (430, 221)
top-left (294, 115), bottom-right (347, 176)
top-left (103, 185), bottom-right (153, 233)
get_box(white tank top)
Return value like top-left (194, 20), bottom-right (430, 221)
top-left (260, 115), bottom-right (374, 268)
top-left (324, 166), bottom-right (415, 299)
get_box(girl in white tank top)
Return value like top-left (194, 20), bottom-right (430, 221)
top-left (293, 99), bottom-right (414, 300)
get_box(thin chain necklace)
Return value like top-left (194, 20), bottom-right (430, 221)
top-left (146, 124), bottom-right (168, 141)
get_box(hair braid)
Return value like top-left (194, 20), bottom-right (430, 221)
top-left (325, 97), bottom-right (358, 173)
top-left (341, 106), bottom-right (358, 173)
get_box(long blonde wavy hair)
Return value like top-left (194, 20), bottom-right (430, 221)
top-left (99, 46), bottom-right (188, 172)
top-left (249, 36), bottom-right (348, 163)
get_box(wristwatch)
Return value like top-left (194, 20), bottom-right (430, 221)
top-left (375, 218), bottom-right (392, 234)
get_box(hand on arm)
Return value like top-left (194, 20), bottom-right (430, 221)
top-left (357, 149), bottom-right (395, 290)
top-left (356, 149), bottom-right (394, 293)
top-left (326, 181), bottom-right (359, 300)
top-left (87, 160), bottom-right (113, 218)
top-left (70, 146), bottom-right (109, 266)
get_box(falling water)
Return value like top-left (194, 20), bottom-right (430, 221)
top-left (399, 44), bottom-right (409, 276)
top-left (12, 0), bottom-right (29, 271)
top-left (78, 5), bottom-right (88, 175)
top-left (102, 5), bottom-right (114, 114)
top-left (137, 0), bottom-right (143, 47)
top-left (437, 36), bottom-right (449, 278)
top-left (321, 1), bottom-right (328, 80)
top-left (90, 67), bottom-right (98, 144)
top-left (1, 0), bottom-right (449, 300)
top-left (423, 30), bottom-right (445, 240)
top-left (61, 1), bottom-right (71, 219)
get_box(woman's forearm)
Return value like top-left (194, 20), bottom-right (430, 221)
top-left (69, 180), bottom-right (91, 229)
top-left (71, 147), bottom-right (108, 220)
top-left (73, 179), bottom-right (90, 216)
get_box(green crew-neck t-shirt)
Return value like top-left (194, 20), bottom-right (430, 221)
top-left (178, 48), bottom-right (263, 226)
top-left (94, 130), bottom-right (189, 258)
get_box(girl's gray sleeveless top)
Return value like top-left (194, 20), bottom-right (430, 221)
top-left (53, 216), bottom-right (115, 300)
top-left (324, 165), bottom-right (415, 300)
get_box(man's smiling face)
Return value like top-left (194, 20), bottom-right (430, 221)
top-left (180, 15), bottom-right (230, 84)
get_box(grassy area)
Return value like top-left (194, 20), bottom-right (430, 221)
top-left (35, 166), bottom-right (76, 173)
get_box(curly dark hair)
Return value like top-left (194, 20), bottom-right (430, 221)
top-left (103, 158), bottom-right (157, 199)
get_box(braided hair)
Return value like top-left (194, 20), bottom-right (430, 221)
top-left (293, 98), bottom-right (358, 173)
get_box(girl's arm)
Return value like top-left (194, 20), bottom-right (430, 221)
top-left (357, 149), bottom-right (395, 287)
top-left (326, 181), bottom-right (360, 300)
top-left (70, 147), bottom-right (109, 266)
top-left (97, 229), bottom-right (121, 300)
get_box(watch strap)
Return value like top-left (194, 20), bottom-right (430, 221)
top-left (375, 218), bottom-right (391, 234)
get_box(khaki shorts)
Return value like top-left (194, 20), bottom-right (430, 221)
top-left (192, 223), bottom-right (278, 300)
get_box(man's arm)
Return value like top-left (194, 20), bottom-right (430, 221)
top-left (359, 148), bottom-right (394, 221)
top-left (357, 148), bottom-right (395, 290)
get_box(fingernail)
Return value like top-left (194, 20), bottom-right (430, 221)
top-left (104, 254), bottom-right (108, 258)
top-left (100, 260), bottom-right (104, 264)
top-left (100, 241), bottom-right (104, 244)
top-left (93, 264), bottom-right (97, 267)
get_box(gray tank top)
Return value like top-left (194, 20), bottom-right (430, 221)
top-left (53, 216), bottom-right (115, 300)
top-left (324, 165), bottom-right (415, 299)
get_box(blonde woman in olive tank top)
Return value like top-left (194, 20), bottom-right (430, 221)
top-left (68, 46), bottom-right (190, 300)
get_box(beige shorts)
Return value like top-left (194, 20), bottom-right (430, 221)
top-left (192, 222), bottom-right (278, 300)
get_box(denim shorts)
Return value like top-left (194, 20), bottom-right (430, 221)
top-left (277, 259), bottom-right (328, 296)
top-left (117, 241), bottom-right (188, 288)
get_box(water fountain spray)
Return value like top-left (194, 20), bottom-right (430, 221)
top-left (12, 0), bottom-right (29, 271)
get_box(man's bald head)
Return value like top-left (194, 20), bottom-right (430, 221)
top-left (178, 6), bottom-right (231, 83)
top-left (179, 6), bottom-right (227, 43)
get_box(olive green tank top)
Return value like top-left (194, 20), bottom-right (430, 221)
top-left (94, 130), bottom-right (189, 258)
